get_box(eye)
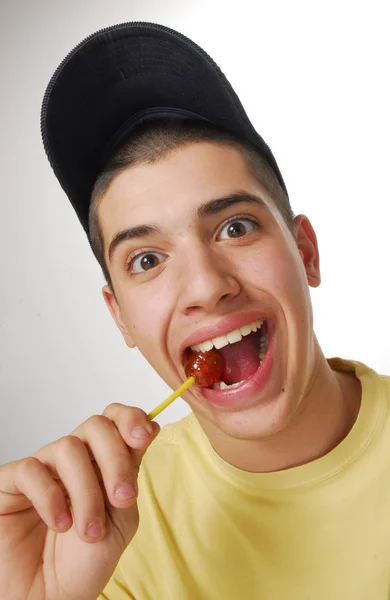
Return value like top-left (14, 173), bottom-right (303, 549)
top-left (217, 217), bottom-right (258, 240)
top-left (128, 251), bottom-right (166, 274)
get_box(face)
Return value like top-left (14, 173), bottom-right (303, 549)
top-left (100, 142), bottom-right (321, 442)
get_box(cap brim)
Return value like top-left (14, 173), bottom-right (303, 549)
top-left (41, 23), bottom-right (286, 235)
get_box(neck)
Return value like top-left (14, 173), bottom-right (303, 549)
top-left (200, 349), bottom-right (362, 473)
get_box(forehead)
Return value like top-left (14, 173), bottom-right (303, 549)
top-left (98, 142), bottom-right (274, 240)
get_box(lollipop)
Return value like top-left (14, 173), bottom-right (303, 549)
top-left (148, 349), bottom-right (224, 419)
top-left (183, 348), bottom-right (224, 388)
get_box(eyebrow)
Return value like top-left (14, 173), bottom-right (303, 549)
top-left (196, 191), bottom-right (267, 218)
top-left (108, 191), bottom-right (267, 262)
top-left (108, 224), bottom-right (161, 262)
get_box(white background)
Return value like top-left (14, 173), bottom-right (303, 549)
top-left (0, 0), bottom-right (389, 464)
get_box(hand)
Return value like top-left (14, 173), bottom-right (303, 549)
top-left (0, 404), bottom-right (159, 600)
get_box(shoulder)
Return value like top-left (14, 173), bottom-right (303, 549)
top-left (328, 357), bottom-right (389, 388)
top-left (328, 358), bottom-right (390, 425)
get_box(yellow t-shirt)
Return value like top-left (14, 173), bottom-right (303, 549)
top-left (100, 359), bottom-right (390, 599)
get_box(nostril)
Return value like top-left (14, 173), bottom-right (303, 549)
top-left (185, 305), bottom-right (203, 317)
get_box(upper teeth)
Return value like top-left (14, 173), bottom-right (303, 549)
top-left (190, 319), bottom-right (263, 353)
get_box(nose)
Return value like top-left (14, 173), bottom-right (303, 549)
top-left (177, 243), bottom-right (241, 316)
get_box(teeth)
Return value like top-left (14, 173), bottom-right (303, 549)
top-left (190, 319), bottom-right (263, 353)
top-left (240, 324), bottom-right (252, 336)
top-left (197, 339), bottom-right (214, 352)
top-left (212, 380), bottom-right (245, 390)
top-left (213, 335), bottom-right (229, 350)
top-left (227, 329), bottom-right (242, 344)
top-left (259, 333), bottom-right (269, 365)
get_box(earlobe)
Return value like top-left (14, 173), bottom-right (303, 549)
top-left (294, 215), bottom-right (321, 288)
top-left (102, 285), bottom-right (136, 348)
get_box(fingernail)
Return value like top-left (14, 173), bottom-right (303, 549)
top-left (114, 482), bottom-right (137, 500)
top-left (131, 424), bottom-right (153, 439)
top-left (87, 519), bottom-right (103, 539)
top-left (55, 510), bottom-right (72, 529)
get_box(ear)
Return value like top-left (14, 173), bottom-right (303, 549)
top-left (102, 285), bottom-right (136, 348)
top-left (293, 215), bottom-right (321, 288)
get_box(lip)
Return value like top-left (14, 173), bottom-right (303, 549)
top-left (179, 310), bottom-right (273, 363)
top-left (196, 321), bottom-right (276, 409)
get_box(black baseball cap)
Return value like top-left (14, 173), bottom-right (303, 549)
top-left (41, 22), bottom-right (287, 238)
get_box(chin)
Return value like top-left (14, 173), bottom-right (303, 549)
top-left (207, 388), bottom-right (295, 442)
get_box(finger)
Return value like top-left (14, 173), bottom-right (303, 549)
top-left (73, 415), bottom-right (141, 509)
top-left (35, 436), bottom-right (106, 543)
top-left (101, 403), bottom-right (160, 459)
top-left (0, 458), bottom-right (73, 532)
top-left (71, 406), bottom-right (156, 493)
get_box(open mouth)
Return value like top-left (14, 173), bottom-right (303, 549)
top-left (184, 319), bottom-right (270, 391)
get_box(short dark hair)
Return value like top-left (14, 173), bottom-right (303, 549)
top-left (89, 119), bottom-right (294, 289)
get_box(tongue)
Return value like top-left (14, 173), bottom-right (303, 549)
top-left (218, 331), bottom-right (260, 385)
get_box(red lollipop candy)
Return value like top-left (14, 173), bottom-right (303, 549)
top-left (147, 348), bottom-right (225, 420)
top-left (184, 349), bottom-right (224, 388)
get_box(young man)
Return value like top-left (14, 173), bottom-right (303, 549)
top-left (1, 22), bottom-right (389, 600)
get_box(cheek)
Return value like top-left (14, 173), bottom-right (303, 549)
top-left (118, 286), bottom-right (174, 347)
top-left (238, 242), bottom-right (307, 305)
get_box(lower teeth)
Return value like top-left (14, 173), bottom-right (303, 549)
top-left (212, 380), bottom-right (244, 390)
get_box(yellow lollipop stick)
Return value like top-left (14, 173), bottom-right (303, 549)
top-left (148, 377), bottom-right (195, 420)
